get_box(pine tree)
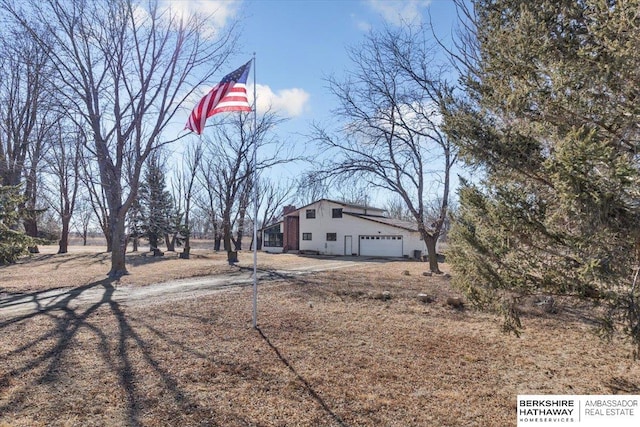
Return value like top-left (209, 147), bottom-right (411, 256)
top-left (138, 155), bottom-right (175, 252)
top-left (446, 0), bottom-right (640, 355)
top-left (0, 185), bottom-right (33, 263)
top-left (127, 197), bottom-right (144, 252)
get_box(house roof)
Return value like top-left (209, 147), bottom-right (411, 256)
top-left (284, 198), bottom-right (386, 217)
top-left (259, 220), bottom-right (282, 232)
top-left (343, 212), bottom-right (420, 232)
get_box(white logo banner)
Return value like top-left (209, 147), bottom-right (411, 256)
top-left (518, 395), bottom-right (640, 426)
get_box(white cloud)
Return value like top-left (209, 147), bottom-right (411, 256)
top-left (159, 0), bottom-right (242, 37)
top-left (351, 12), bottom-right (372, 32)
top-left (365, 0), bottom-right (431, 26)
top-left (347, 101), bottom-right (441, 140)
top-left (250, 84), bottom-right (310, 118)
top-left (182, 82), bottom-right (309, 120)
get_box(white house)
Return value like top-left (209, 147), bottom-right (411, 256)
top-left (262, 199), bottom-right (428, 258)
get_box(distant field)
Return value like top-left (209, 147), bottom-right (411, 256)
top-left (1, 245), bottom-right (639, 426)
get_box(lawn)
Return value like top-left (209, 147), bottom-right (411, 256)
top-left (1, 244), bottom-right (639, 426)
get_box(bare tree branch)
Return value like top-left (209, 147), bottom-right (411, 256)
top-left (314, 24), bottom-right (458, 272)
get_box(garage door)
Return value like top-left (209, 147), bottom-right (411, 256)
top-left (359, 235), bottom-right (403, 257)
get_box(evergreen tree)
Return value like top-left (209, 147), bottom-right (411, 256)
top-left (127, 196), bottom-right (144, 252)
top-left (446, 0), bottom-right (640, 354)
top-left (0, 185), bottom-right (33, 263)
top-left (138, 155), bottom-right (174, 251)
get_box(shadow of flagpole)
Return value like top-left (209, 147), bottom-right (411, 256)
top-left (256, 327), bottom-right (349, 427)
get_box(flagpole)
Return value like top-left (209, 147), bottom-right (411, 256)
top-left (252, 52), bottom-right (258, 329)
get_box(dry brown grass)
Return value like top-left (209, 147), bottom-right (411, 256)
top-left (0, 243), bottom-right (314, 292)
top-left (1, 245), bottom-right (640, 426)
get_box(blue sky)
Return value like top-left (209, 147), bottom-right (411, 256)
top-left (239, 0), bottom-right (459, 126)
top-left (168, 0), bottom-right (463, 204)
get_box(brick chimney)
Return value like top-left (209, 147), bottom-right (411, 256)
top-left (282, 205), bottom-right (298, 251)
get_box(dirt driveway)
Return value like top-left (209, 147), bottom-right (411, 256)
top-left (0, 255), bottom-right (392, 319)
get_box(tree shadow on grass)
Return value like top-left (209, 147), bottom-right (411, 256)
top-left (605, 376), bottom-right (640, 393)
top-left (124, 251), bottom-right (183, 267)
top-left (0, 278), bottom-right (199, 426)
top-left (1, 251), bottom-right (171, 278)
top-left (2, 252), bottom-right (109, 270)
top-left (257, 327), bottom-right (349, 427)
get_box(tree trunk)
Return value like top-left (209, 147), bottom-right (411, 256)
top-left (165, 233), bottom-right (175, 251)
top-left (182, 203), bottom-right (191, 259)
top-left (235, 210), bottom-right (246, 251)
top-left (108, 214), bottom-right (128, 277)
top-left (417, 221), bottom-right (441, 274)
top-left (424, 235), bottom-right (441, 274)
top-left (149, 234), bottom-right (158, 251)
top-left (58, 214), bottom-right (71, 254)
top-left (24, 211), bottom-right (39, 253)
top-left (132, 237), bottom-right (138, 252)
top-left (24, 215), bottom-right (40, 253)
top-left (181, 230), bottom-right (190, 259)
top-left (180, 245), bottom-right (190, 259)
top-left (23, 152), bottom-right (40, 240)
top-left (183, 236), bottom-right (190, 258)
top-left (99, 218), bottom-right (112, 252)
top-left (106, 233), bottom-right (113, 253)
top-left (223, 219), bottom-right (232, 253)
top-left (213, 221), bottom-right (221, 251)
top-left (249, 234), bottom-right (260, 252)
top-left (23, 216), bottom-right (39, 238)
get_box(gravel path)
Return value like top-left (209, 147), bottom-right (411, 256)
top-left (0, 257), bottom-right (389, 319)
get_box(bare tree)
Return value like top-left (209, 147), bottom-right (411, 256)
top-left (384, 195), bottom-right (413, 222)
top-left (43, 122), bottom-right (83, 253)
top-left (199, 110), bottom-right (288, 259)
top-left (257, 177), bottom-right (296, 228)
top-left (196, 165), bottom-right (223, 250)
top-left (176, 141), bottom-right (203, 258)
top-left (0, 24), bottom-right (58, 247)
top-left (313, 25), bottom-right (457, 272)
top-left (5, 0), bottom-right (238, 276)
top-left (233, 171), bottom-right (253, 251)
top-left (336, 181), bottom-right (372, 206)
top-left (80, 150), bottom-right (111, 252)
top-left (295, 171), bottom-right (330, 206)
top-left (252, 177), bottom-right (296, 249)
top-left (71, 197), bottom-right (94, 246)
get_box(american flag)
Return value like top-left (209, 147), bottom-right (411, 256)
top-left (185, 60), bottom-right (252, 135)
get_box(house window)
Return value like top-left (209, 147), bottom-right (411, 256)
top-left (302, 232), bottom-right (312, 240)
top-left (306, 209), bottom-right (316, 219)
top-left (326, 233), bottom-right (337, 241)
top-left (332, 208), bottom-right (342, 218)
top-left (263, 224), bottom-right (283, 247)
top-left (264, 233), bottom-right (283, 247)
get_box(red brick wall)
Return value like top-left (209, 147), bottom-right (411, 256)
top-left (283, 216), bottom-right (299, 251)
